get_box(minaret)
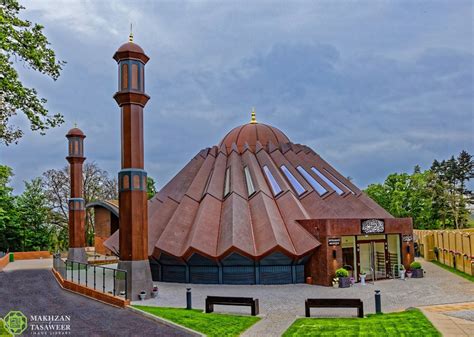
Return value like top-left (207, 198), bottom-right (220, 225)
top-left (66, 127), bottom-right (88, 264)
top-left (113, 33), bottom-right (153, 299)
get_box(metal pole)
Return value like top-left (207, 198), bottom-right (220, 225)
top-left (186, 288), bottom-right (192, 310)
top-left (375, 290), bottom-right (382, 314)
top-left (94, 265), bottom-right (96, 290)
top-left (113, 269), bottom-right (116, 296)
top-left (103, 268), bottom-right (105, 293)
top-left (125, 272), bottom-right (128, 300)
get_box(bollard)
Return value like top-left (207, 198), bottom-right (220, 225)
top-left (186, 288), bottom-right (192, 310)
top-left (375, 290), bottom-right (382, 314)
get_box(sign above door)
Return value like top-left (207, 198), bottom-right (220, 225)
top-left (361, 219), bottom-right (385, 234)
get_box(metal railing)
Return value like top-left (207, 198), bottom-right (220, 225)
top-left (53, 254), bottom-right (128, 299)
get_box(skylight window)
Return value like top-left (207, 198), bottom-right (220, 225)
top-left (243, 166), bottom-right (256, 196)
top-left (311, 167), bottom-right (344, 195)
top-left (280, 165), bottom-right (305, 196)
top-left (224, 167), bottom-right (231, 197)
top-left (296, 166), bottom-right (327, 195)
top-left (323, 168), bottom-right (356, 194)
top-left (263, 166), bottom-right (282, 195)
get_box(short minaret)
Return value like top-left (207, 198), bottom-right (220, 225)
top-left (66, 127), bottom-right (88, 264)
top-left (113, 33), bottom-right (153, 299)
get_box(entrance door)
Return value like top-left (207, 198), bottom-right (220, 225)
top-left (357, 240), bottom-right (388, 281)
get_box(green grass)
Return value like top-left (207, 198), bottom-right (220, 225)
top-left (431, 260), bottom-right (474, 282)
top-left (283, 309), bottom-right (440, 337)
top-left (133, 305), bottom-right (260, 337)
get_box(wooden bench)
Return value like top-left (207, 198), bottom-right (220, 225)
top-left (205, 296), bottom-right (259, 316)
top-left (305, 298), bottom-right (364, 318)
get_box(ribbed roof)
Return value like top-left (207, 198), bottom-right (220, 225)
top-left (104, 124), bottom-right (392, 261)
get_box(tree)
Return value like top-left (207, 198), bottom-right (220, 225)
top-left (147, 176), bottom-right (157, 199)
top-left (0, 0), bottom-right (65, 145)
top-left (0, 165), bottom-right (20, 251)
top-left (16, 178), bottom-right (51, 251)
top-left (42, 162), bottom-right (118, 246)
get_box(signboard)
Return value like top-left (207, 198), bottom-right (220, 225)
top-left (402, 234), bottom-right (413, 242)
top-left (328, 238), bottom-right (341, 246)
top-left (361, 219), bottom-right (385, 234)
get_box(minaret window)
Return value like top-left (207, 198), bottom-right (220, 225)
top-left (263, 166), bottom-right (282, 196)
top-left (121, 63), bottom-right (128, 90)
top-left (119, 60), bottom-right (143, 92)
top-left (131, 63), bottom-right (139, 89)
top-left (243, 166), bottom-right (255, 196)
top-left (311, 167), bottom-right (344, 195)
top-left (224, 167), bottom-right (231, 197)
top-left (280, 165), bottom-right (305, 196)
top-left (297, 166), bottom-right (327, 196)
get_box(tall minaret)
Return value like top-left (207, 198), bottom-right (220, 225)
top-left (66, 127), bottom-right (88, 264)
top-left (113, 32), bottom-right (152, 299)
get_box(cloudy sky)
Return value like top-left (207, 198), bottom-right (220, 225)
top-left (1, 0), bottom-right (473, 193)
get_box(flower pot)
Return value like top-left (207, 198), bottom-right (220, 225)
top-left (400, 270), bottom-right (406, 280)
top-left (339, 277), bottom-right (351, 288)
top-left (411, 269), bottom-right (424, 278)
top-left (151, 290), bottom-right (158, 298)
top-left (139, 292), bottom-right (147, 301)
top-left (306, 277), bottom-right (313, 284)
top-left (406, 271), bottom-right (412, 278)
top-left (360, 274), bottom-right (366, 285)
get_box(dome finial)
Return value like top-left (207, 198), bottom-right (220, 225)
top-left (129, 23), bottom-right (133, 42)
top-left (250, 107), bottom-right (257, 124)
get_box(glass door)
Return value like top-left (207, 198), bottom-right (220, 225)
top-left (357, 238), bottom-right (388, 281)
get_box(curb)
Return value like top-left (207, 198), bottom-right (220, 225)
top-left (127, 306), bottom-right (204, 337)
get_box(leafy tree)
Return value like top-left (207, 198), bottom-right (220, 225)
top-left (15, 177), bottom-right (51, 251)
top-left (147, 176), bottom-right (157, 199)
top-left (0, 165), bottom-right (20, 251)
top-left (0, 0), bottom-right (65, 145)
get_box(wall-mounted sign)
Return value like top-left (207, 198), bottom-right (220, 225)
top-left (328, 238), bottom-right (341, 246)
top-left (361, 219), bottom-right (385, 234)
top-left (402, 234), bottom-right (413, 242)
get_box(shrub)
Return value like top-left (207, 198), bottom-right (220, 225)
top-left (410, 261), bottom-right (422, 270)
top-left (335, 268), bottom-right (349, 278)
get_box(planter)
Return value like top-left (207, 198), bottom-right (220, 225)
top-left (139, 292), bottom-right (147, 301)
top-left (400, 270), bottom-right (406, 280)
top-left (151, 290), bottom-right (158, 298)
top-left (411, 269), bottom-right (424, 278)
top-left (306, 277), bottom-right (313, 284)
top-left (339, 277), bottom-right (351, 288)
top-left (406, 271), bottom-right (412, 278)
top-left (360, 274), bottom-right (366, 285)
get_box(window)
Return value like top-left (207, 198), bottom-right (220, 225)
top-left (224, 167), bottom-right (231, 197)
top-left (296, 166), bottom-right (327, 195)
top-left (243, 166), bottom-right (256, 196)
top-left (311, 167), bottom-right (344, 195)
top-left (263, 166), bottom-right (282, 195)
top-left (280, 165), bottom-right (305, 196)
top-left (323, 168), bottom-right (355, 194)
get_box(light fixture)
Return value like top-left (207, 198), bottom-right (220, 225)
top-left (332, 250), bottom-right (337, 259)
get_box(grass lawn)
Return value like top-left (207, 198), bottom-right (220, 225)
top-left (431, 260), bottom-right (474, 282)
top-left (133, 305), bottom-right (260, 337)
top-left (283, 309), bottom-right (440, 337)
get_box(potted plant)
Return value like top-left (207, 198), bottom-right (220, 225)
top-left (336, 268), bottom-right (350, 288)
top-left (359, 272), bottom-right (367, 285)
top-left (399, 265), bottom-right (406, 280)
top-left (151, 285), bottom-right (159, 298)
top-left (332, 277), bottom-right (339, 288)
top-left (410, 261), bottom-right (424, 278)
top-left (139, 291), bottom-right (147, 301)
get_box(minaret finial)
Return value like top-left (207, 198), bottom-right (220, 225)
top-left (129, 23), bottom-right (133, 42)
top-left (250, 107), bottom-right (257, 124)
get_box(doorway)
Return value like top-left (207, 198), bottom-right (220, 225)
top-left (356, 237), bottom-right (388, 281)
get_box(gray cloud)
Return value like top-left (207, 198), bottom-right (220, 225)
top-left (1, 0), bottom-right (472, 193)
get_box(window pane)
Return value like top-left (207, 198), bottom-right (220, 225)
top-left (311, 167), bottom-right (344, 195)
top-left (323, 168), bottom-right (355, 194)
top-left (244, 166), bottom-right (255, 196)
top-left (280, 165), bottom-right (305, 196)
top-left (296, 166), bottom-right (327, 195)
top-left (263, 166), bottom-right (282, 195)
top-left (224, 167), bottom-right (231, 197)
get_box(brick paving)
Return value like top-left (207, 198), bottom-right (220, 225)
top-left (0, 269), bottom-right (191, 337)
top-left (135, 259), bottom-right (474, 336)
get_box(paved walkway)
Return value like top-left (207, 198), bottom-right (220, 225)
top-left (0, 268), bottom-right (191, 337)
top-left (420, 302), bottom-right (474, 337)
top-left (135, 259), bottom-right (474, 336)
top-left (2, 258), bottom-right (53, 271)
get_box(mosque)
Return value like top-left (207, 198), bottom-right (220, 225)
top-left (83, 36), bottom-right (414, 291)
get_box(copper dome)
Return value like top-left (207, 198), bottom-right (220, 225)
top-left (66, 127), bottom-right (85, 138)
top-left (220, 122), bottom-right (290, 154)
top-left (116, 41), bottom-right (145, 54)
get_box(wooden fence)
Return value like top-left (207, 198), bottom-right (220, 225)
top-left (414, 229), bottom-right (474, 276)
